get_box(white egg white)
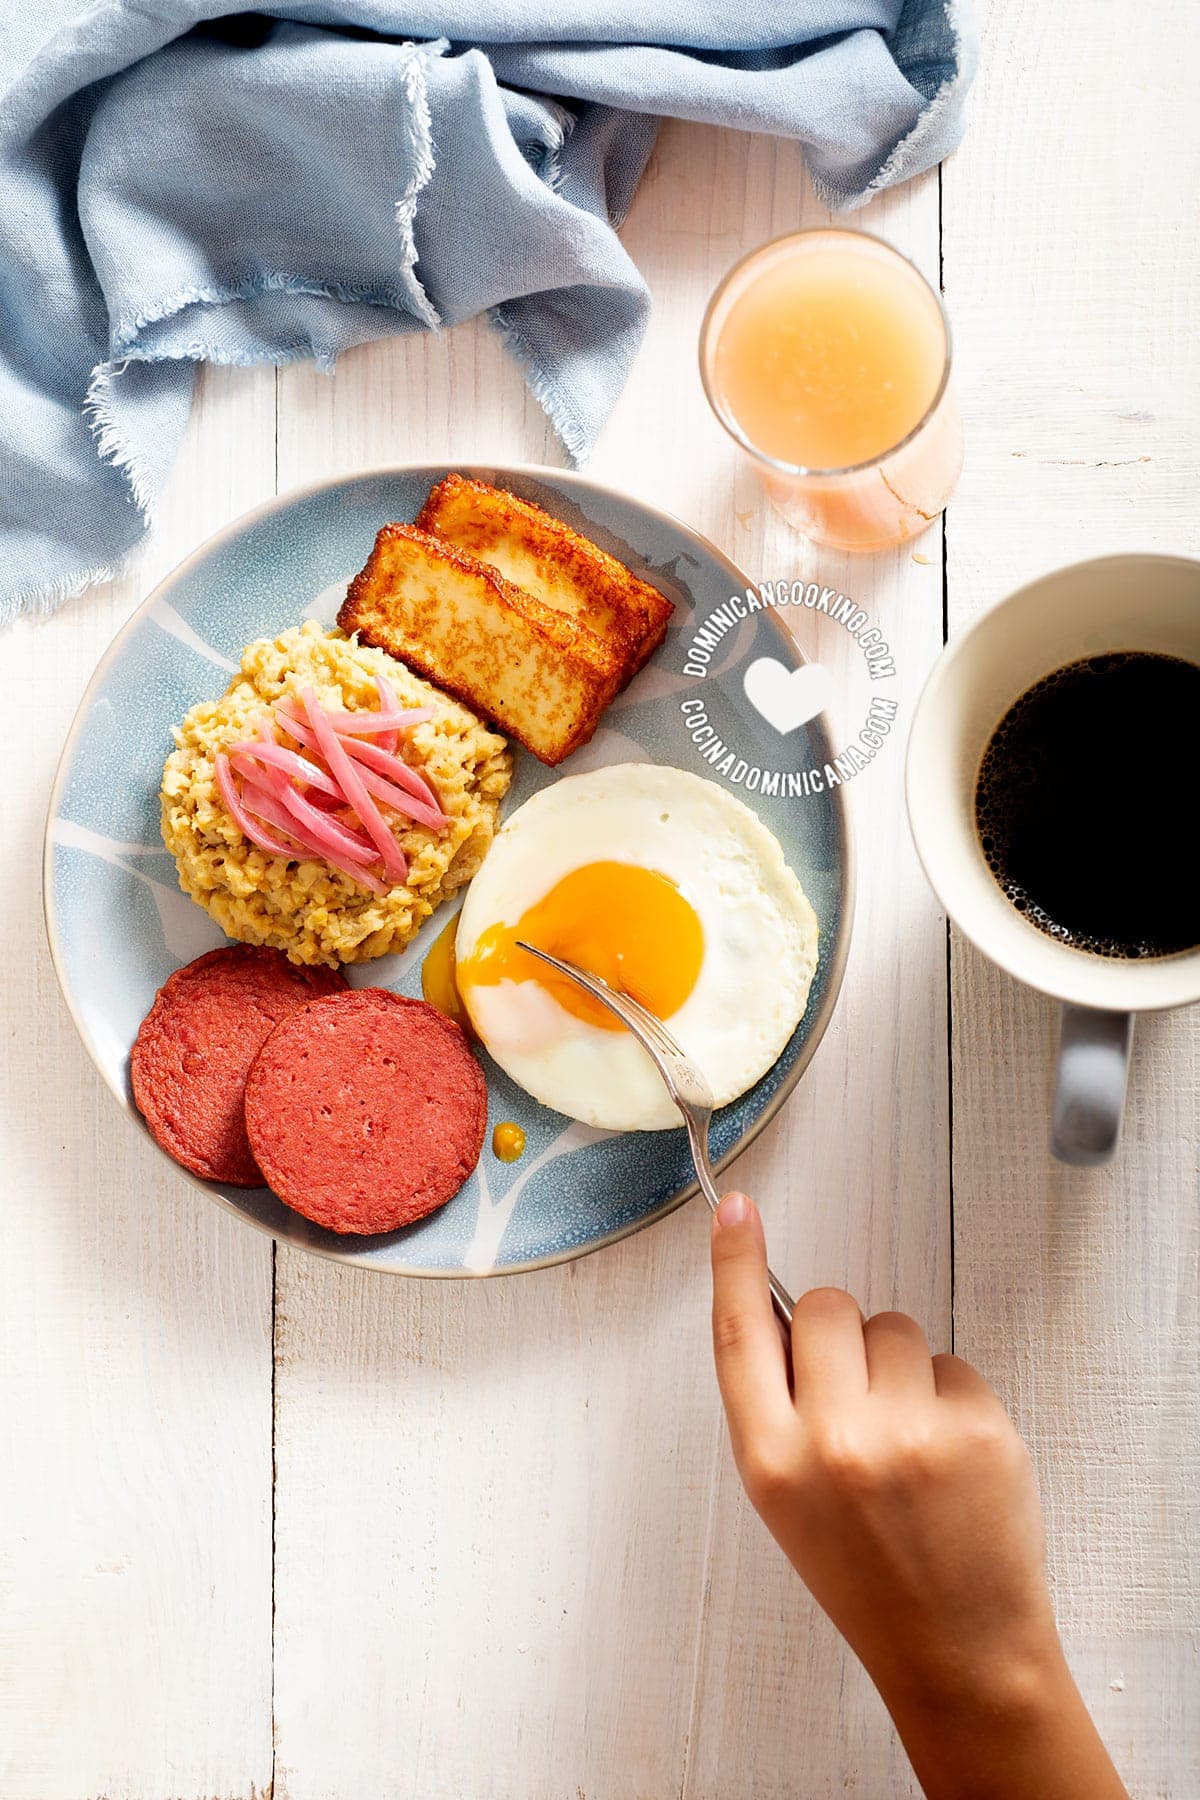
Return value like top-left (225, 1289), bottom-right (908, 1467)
top-left (456, 764), bottom-right (820, 1131)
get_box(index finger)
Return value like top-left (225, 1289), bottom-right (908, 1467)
top-left (710, 1194), bottom-right (794, 1460)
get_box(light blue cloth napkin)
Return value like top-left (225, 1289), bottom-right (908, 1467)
top-left (0, 2), bottom-right (975, 620)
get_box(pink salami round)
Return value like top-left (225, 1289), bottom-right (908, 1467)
top-left (131, 946), bottom-right (347, 1186)
top-left (244, 990), bottom-right (487, 1235)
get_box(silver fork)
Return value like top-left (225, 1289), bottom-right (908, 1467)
top-left (517, 942), bottom-right (795, 1328)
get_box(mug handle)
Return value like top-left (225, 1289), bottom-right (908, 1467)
top-left (1050, 1004), bottom-right (1133, 1165)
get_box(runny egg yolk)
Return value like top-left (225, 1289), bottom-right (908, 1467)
top-left (456, 861), bottom-right (704, 1032)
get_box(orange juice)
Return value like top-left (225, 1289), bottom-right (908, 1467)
top-left (700, 230), bottom-right (962, 551)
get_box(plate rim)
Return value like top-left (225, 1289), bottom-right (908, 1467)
top-left (43, 460), bottom-right (856, 1279)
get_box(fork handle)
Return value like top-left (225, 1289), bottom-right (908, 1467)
top-left (765, 1269), bottom-right (797, 1330)
top-left (684, 1116), bottom-right (796, 1329)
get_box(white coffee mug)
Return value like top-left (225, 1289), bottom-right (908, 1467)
top-left (906, 553), bottom-right (1200, 1165)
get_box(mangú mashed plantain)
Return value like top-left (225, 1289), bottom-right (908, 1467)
top-left (161, 622), bottom-right (512, 965)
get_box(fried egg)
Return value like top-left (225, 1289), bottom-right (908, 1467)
top-left (455, 764), bottom-right (819, 1130)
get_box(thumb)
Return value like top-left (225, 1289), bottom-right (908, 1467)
top-left (710, 1193), bottom-right (791, 1448)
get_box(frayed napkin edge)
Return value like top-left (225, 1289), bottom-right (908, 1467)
top-left (1, 556), bottom-right (129, 625)
top-left (817, 0), bottom-right (979, 212)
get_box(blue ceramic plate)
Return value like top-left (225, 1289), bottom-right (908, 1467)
top-left (45, 465), bottom-right (852, 1276)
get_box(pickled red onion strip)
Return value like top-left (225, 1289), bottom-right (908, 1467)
top-left (239, 769), bottom-right (390, 894)
top-left (345, 764), bottom-right (445, 834)
top-left (232, 738), bottom-right (340, 798)
top-left (238, 773), bottom-right (309, 842)
top-left (339, 735), bottom-right (448, 825)
top-left (279, 707), bottom-right (439, 833)
top-left (276, 697), bottom-right (434, 737)
top-left (270, 710), bottom-right (332, 758)
top-left (288, 720), bottom-right (445, 827)
top-left (215, 753), bottom-right (297, 858)
top-left (300, 687), bottom-right (408, 882)
top-left (330, 859), bottom-right (388, 896)
top-left (274, 696), bottom-right (445, 820)
top-left (238, 774), bottom-right (332, 858)
top-left (239, 755), bottom-right (381, 864)
top-left (217, 678), bottom-right (445, 890)
top-left (276, 710), bottom-right (447, 828)
top-left (276, 787), bottom-right (385, 868)
top-left (244, 789), bottom-right (387, 894)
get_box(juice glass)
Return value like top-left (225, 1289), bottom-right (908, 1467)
top-left (699, 229), bottom-right (962, 552)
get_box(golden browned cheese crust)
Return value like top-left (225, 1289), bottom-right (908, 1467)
top-left (416, 473), bottom-right (674, 674)
top-left (160, 622), bottom-right (512, 966)
top-left (339, 523), bottom-right (625, 765)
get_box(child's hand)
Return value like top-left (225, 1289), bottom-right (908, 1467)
top-left (710, 1191), bottom-right (1128, 1800)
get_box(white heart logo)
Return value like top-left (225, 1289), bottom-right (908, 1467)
top-left (742, 657), bottom-right (834, 735)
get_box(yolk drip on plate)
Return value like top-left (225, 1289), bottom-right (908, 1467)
top-left (492, 1121), bottom-right (526, 1161)
top-left (421, 911), bottom-right (474, 1036)
top-left (457, 860), bottom-right (704, 1031)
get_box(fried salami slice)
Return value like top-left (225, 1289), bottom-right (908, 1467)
top-left (244, 990), bottom-right (487, 1234)
top-left (131, 946), bottom-right (346, 1186)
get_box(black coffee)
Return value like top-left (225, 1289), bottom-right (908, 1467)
top-left (974, 651), bottom-right (1200, 959)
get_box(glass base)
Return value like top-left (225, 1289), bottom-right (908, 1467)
top-left (759, 400), bottom-right (963, 553)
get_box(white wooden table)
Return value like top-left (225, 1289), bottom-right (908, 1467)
top-left (3, 4), bottom-right (1198, 1795)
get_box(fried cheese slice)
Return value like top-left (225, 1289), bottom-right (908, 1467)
top-left (339, 524), bottom-right (624, 766)
top-left (417, 474), bottom-right (673, 675)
